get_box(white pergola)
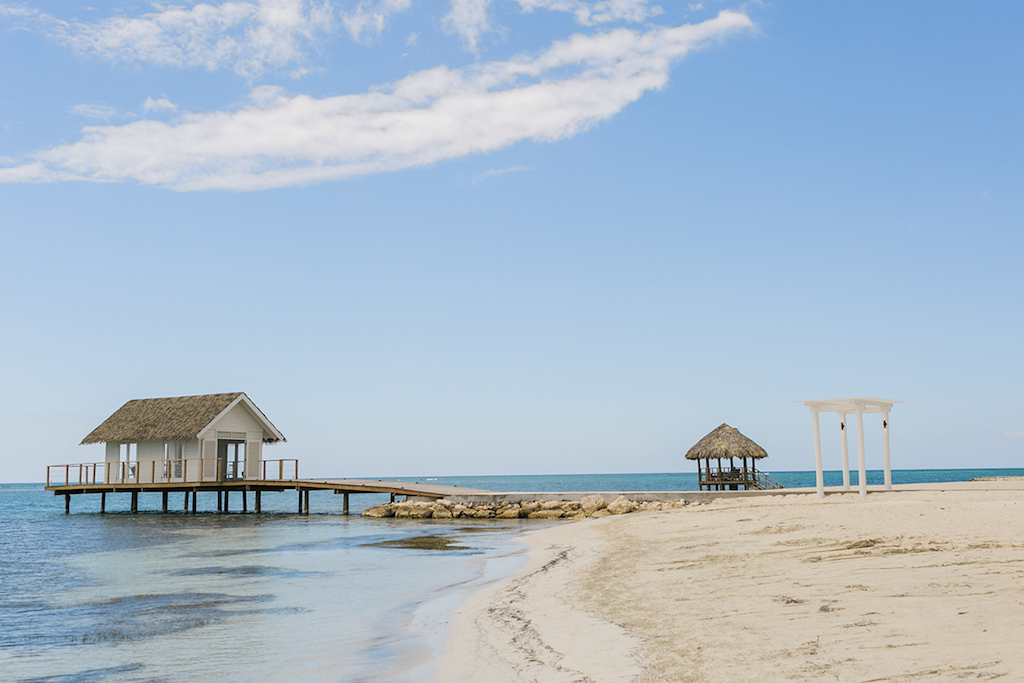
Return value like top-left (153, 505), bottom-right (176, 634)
top-left (795, 397), bottom-right (903, 498)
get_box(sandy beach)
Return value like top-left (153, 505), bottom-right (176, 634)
top-left (440, 482), bottom-right (1024, 681)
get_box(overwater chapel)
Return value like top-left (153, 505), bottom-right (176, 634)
top-left (81, 392), bottom-right (285, 484)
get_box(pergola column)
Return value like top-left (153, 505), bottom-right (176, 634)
top-left (855, 409), bottom-right (867, 498)
top-left (882, 410), bottom-right (892, 490)
top-left (812, 410), bottom-right (824, 499)
top-left (839, 413), bottom-right (850, 490)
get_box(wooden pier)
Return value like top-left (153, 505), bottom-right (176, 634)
top-left (45, 460), bottom-right (495, 515)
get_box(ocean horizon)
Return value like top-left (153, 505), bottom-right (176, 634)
top-left (3, 468), bottom-right (1022, 681)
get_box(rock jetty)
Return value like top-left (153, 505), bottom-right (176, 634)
top-left (361, 494), bottom-right (698, 519)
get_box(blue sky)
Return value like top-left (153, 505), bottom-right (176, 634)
top-left (1, 1), bottom-right (1021, 482)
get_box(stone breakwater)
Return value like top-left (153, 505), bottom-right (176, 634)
top-left (362, 494), bottom-right (702, 519)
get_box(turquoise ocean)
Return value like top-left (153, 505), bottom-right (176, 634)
top-left (2, 468), bottom-right (1021, 682)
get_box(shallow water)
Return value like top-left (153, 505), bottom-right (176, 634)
top-left (4, 468), bottom-right (1022, 681)
top-left (0, 487), bottom-right (533, 682)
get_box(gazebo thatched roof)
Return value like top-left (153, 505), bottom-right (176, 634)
top-left (81, 392), bottom-right (284, 445)
top-left (685, 423), bottom-right (767, 461)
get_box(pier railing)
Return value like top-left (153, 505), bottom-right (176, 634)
top-left (700, 466), bottom-right (784, 491)
top-left (46, 458), bottom-right (300, 487)
top-left (752, 471), bottom-right (784, 490)
top-left (261, 459), bottom-right (298, 480)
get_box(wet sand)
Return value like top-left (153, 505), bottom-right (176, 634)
top-left (440, 482), bottom-right (1024, 681)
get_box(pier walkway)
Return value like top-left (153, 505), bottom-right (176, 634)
top-left (45, 462), bottom-right (496, 515)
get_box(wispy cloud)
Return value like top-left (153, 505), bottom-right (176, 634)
top-left (1003, 431), bottom-right (1024, 438)
top-left (1, 0), bottom-right (333, 78)
top-left (472, 165), bottom-right (531, 184)
top-left (142, 96), bottom-right (178, 113)
top-left (70, 103), bottom-right (123, 119)
top-left (0, 11), bottom-right (752, 191)
top-left (444, 0), bottom-right (663, 50)
top-left (340, 0), bottom-right (412, 42)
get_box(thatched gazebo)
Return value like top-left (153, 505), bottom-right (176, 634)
top-left (686, 423), bottom-right (781, 491)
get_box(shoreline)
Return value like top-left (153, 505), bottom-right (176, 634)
top-left (439, 482), bottom-right (1024, 681)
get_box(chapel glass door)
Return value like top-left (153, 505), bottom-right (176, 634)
top-left (217, 440), bottom-right (246, 480)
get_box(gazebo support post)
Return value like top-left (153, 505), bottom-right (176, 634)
top-left (882, 410), bottom-right (892, 490)
top-left (812, 410), bottom-right (824, 499)
top-left (839, 414), bottom-right (850, 491)
top-left (856, 410), bottom-right (867, 497)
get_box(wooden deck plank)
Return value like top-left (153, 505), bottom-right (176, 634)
top-left (45, 477), bottom-right (496, 499)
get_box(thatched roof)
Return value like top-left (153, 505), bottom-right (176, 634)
top-left (685, 423), bottom-right (767, 461)
top-left (81, 392), bottom-right (284, 445)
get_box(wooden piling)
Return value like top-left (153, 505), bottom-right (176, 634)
top-left (46, 477), bottom-right (480, 516)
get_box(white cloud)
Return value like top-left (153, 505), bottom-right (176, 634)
top-left (520, 0), bottom-right (664, 26)
top-left (1003, 431), bottom-right (1024, 438)
top-left (1, 0), bottom-right (333, 78)
top-left (70, 103), bottom-right (122, 119)
top-left (471, 165), bottom-right (531, 184)
top-left (142, 96), bottom-right (178, 113)
top-left (442, 0), bottom-right (492, 50)
top-left (340, 0), bottom-right (412, 42)
top-left (443, 0), bottom-right (662, 50)
top-left (0, 11), bottom-right (753, 191)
